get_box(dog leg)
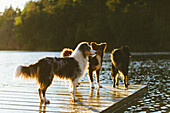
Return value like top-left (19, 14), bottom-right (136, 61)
top-left (115, 73), bottom-right (119, 88)
top-left (120, 71), bottom-right (128, 89)
top-left (42, 89), bottom-right (50, 104)
top-left (38, 88), bottom-right (44, 102)
top-left (88, 69), bottom-right (94, 89)
top-left (124, 75), bottom-right (129, 89)
top-left (111, 69), bottom-right (116, 88)
top-left (112, 76), bottom-right (116, 88)
top-left (111, 64), bottom-right (118, 88)
top-left (69, 82), bottom-right (73, 93)
top-left (42, 85), bottom-right (50, 104)
top-left (71, 80), bottom-right (78, 102)
top-left (96, 70), bottom-right (102, 88)
top-left (126, 75), bottom-right (129, 85)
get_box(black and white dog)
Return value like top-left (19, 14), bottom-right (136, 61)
top-left (88, 42), bottom-right (107, 88)
top-left (15, 42), bottom-right (96, 104)
top-left (111, 45), bottom-right (131, 89)
top-left (61, 42), bottom-right (107, 89)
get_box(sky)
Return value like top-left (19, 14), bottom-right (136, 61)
top-left (0, 0), bottom-right (37, 13)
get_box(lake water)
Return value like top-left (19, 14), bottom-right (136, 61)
top-left (0, 51), bottom-right (169, 112)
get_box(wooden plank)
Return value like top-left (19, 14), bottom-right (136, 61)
top-left (101, 85), bottom-right (148, 113)
top-left (0, 81), bottom-right (147, 113)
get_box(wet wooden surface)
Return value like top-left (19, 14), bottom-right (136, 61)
top-left (0, 81), bottom-right (147, 113)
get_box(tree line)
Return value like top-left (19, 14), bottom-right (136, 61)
top-left (0, 0), bottom-right (169, 52)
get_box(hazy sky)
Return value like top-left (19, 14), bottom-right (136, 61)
top-left (0, 0), bottom-right (37, 12)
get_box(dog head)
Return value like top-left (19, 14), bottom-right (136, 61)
top-left (90, 42), bottom-right (107, 56)
top-left (77, 42), bottom-right (96, 58)
top-left (121, 45), bottom-right (131, 58)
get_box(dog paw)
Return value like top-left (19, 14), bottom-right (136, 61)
top-left (125, 84), bottom-right (128, 90)
top-left (125, 86), bottom-right (128, 90)
top-left (91, 86), bottom-right (95, 89)
top-left (72, 96), bottom-right (78, 102)
top-left (75, 96), bottom-right (78, 101)
top-left (45, 100), bottom-right (50, 104)
top-left (98, 85), bottom-right (103, 88)
top-left (76, 82), bottom-right (80, 87)
top-left (41, 99), bottom-right (50, 104)
top-left (40, 99), bottom-right (45, 103)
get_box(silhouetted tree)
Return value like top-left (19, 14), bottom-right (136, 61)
top-left (0, 0), bottom-right (169, 51)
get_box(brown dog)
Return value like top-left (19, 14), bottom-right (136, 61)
top-left (111, 45), bottom-right (131, 89)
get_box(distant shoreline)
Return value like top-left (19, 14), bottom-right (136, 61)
top-left (1, 50), bottom-right (170, 56)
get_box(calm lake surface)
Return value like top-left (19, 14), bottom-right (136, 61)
top-left (0, 51), bottom-right (169, 112)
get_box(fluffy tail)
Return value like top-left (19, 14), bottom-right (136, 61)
top-left (61, 48), bottom-right (73, 57)
top-left (15, 64), bottom-right (37, 79)
top-left (15, 65), bottom-right (23, 78)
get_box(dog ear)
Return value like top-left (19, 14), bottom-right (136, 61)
top-left (90, 42), bottom-right (97, 49)
top-left (101, 42), bottom-right (107, 51)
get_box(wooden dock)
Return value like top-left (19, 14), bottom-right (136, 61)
top-left (0, 81), bottom-right (147, 113)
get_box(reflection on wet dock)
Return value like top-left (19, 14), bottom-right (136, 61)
top-left (0, 81), bottom-right (147, 112)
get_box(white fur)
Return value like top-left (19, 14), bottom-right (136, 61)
top-left (118, 70), bottom-right (125, 81)
top-left (97, 83), bottom-right (100, 88)
top-left (95, 55), bottom-right (102, 70)
top-left (71, 42), bottom-right (95, 77)
top-left (15, 65), bottom-right (22, 78)
top-left (91, 82), bottom-right (94, 88)
top-left (70, 42), bottom-right (96, 101)
top-left (70, 78), bottom-right (79, 101)
top-left (90, 49), bottom-right (96, 55)
top-left (71, 49), bottom-right (88, 77)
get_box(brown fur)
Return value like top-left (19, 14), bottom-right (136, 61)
top-left (111, 45), bottom-right (131, 89)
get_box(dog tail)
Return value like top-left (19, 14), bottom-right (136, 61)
top-left (61, 48), bottom-right (73, 57)
top-left (15, 63), bottom-right (38, 79)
